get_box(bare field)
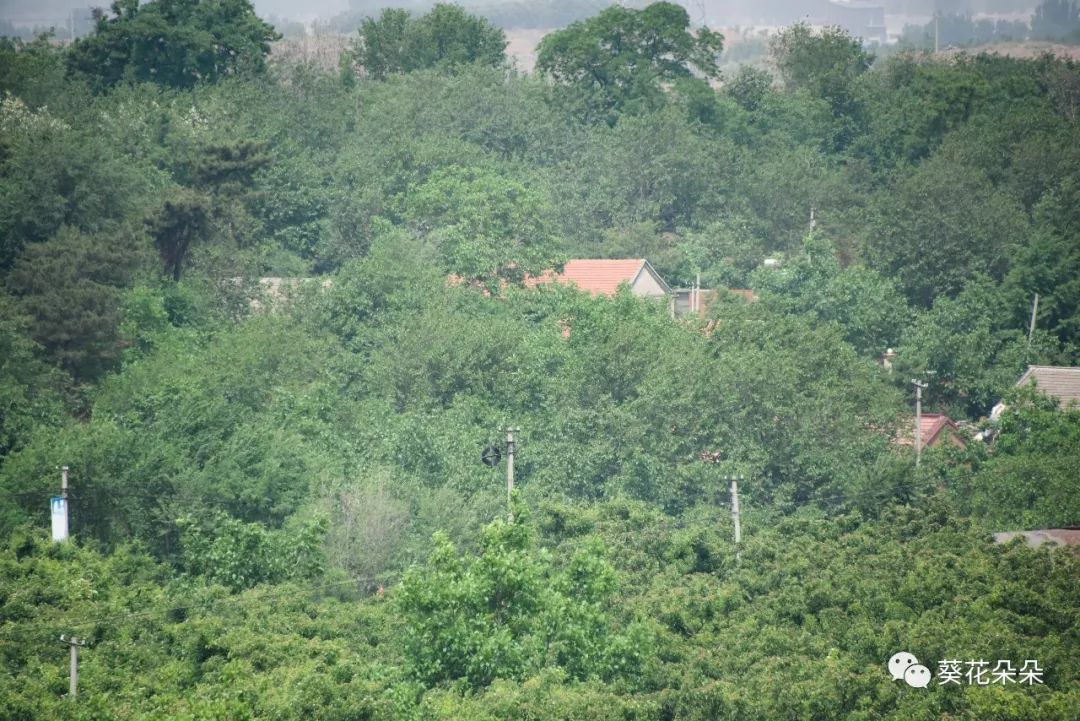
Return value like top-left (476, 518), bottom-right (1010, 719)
top-left (937, 41), bottom-right (1080, 60)
top-left (269, 32), bottom-right (1080, 78)
top-left (270, 28), bottom-right (551, 74)
top-left (270, 34), bottom-right (352, 71)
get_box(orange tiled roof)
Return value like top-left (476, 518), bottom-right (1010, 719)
top-left (528, 259), bottom-right (651, 297)
top-left (895, 414), bottom-right (964, 448)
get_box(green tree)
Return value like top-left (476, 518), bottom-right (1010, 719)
top-left (950, 384), bottom-right (1080, 527)
top-left (1003, 178), bottom-right (1080, 353)
top-left (398, 511), bottom-right (644, 689)
top-left (148, 188), bottom-right (212, 282)
top-left (0, 94), bottom-right (146, 271)
top-left (0, 296), bottom-right (66, 458)
top-left (0, 35), bottom-right (72, 110)
top-left (1031, 0), bottom-right (1080, 39)
top-left (753, 233), bottom-right (913, 357)
top-left (346, 4), bottom-right (506, 81)
top-left (3, 226), bottom-right (152, 383)
top-left (179, 511), bottom-right (326, 591)
top-left (770, 23), bottom-right (873, 116)
top-left (862, 154), bottom-right (1030, 307)
top-left (66, 0), bottom-right (279, 91)
top-left (895, 278), bottom-right (1059, 417)
top-left (403, 165), bottom-right (560, 290)
top-left (535, 2), bottom-right (724, 121)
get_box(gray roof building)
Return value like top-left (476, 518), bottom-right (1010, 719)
top-left (1015, 365), bottom-right (1080, 411)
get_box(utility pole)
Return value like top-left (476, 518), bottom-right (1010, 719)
top-left (729, 476), bottom-right (743, 563)
top-left (59, 635), bottom-right (86, 700)
top-left (1026, 293), bottom-right (1039, 360)
top-left (934, 11), bottom-right (940, 53)
top-left (51, 466), bottom-right (70, 542)
top-left (505, 427), bottom-right (518, 520)
top-left (912, 379), bottom-right (928, 467)
top-left (700, 453), bottom-right (744, 561)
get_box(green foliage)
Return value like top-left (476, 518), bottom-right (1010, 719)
top-left (148, 189), bottom-right (212, 282)
top-left (769, 22), bottom-right (873, 139)
top-left (862, 154), bottom-right (1030, 308)
top-left (0, 94), bottom-right (147, 270)
top-left (895, 278), bottom-right (1058, 416)
top-left (404, 164), bottom-right (559, 289)
top-left (1003, 178), bottom-right (1080, 352)
top-left (900, 14), bottom-right (1031, 49)
top-left (1, 5), bottom-right (1079, 716)
top-left (1032, 0), bottom-right (1080, 40)
top-left (3, 225), bottom-right (153, 383)
top-left (753, 233), bottom-right (913, 356)
top-left (398, 511), bottom-right (645, 689)
top-left (66, 0), bottom-right (280, 91)
top-left (0, 296), bottom-right (66, 458)
top-left (346, 4), bottom-right (507, 80)
top-left (0, 36), bottom-right (72, 109)
top-left (178, 512), bottom-right (326, 591)
top-left (949, 384), bottom-right (1080, 527)
top-left (536, 2), bottom-right (724, 121)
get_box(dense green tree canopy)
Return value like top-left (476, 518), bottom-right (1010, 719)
top-left (346, 4), bottom-right (507, 80)
top-left (536, 2), bottom-right (724, 120)
top-left (67, 0), bottom-right (279, 90)
top-left (0, 5), bottom-right (1078, 718)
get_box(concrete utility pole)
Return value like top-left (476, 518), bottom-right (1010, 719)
top-left (730, 476), bottom-right (742, 562)
top-left (1027, 293), bottom-right (1039, 359)
top-left (505, 427), bottom-right (518, 520)
top-left (912, 379), bottom-right (928, 467)
top-left (59, 635), bottom-right (86, 700)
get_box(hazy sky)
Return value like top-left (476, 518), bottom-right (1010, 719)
top-left (0, 0), bottom-right (1039, 29)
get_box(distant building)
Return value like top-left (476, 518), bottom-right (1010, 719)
top-left (895, 413), bottom-right (967, 450)
top-left (817, 1), bottom-right (888, 45)
top-left (698, 0), bottom-right (886, 44)
top-left (527, 258), bottom-right (672, 298)
top-left (991, 365), bottom-right (1080, 420)
top-left (1013, 365), bottom-right (1080, 411)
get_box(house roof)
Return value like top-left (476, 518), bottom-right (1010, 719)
top-left (1016, 365), bottom-right (1080, 410)
top-left (529, 259), bottom-right (672, 297)
top-left (895, 414), bottom-right (964, 448)
top-left (920, 414), bottom-right (953, 445)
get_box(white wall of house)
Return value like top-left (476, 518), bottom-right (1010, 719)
top-left (630, 266), bottom-right (670, 298)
